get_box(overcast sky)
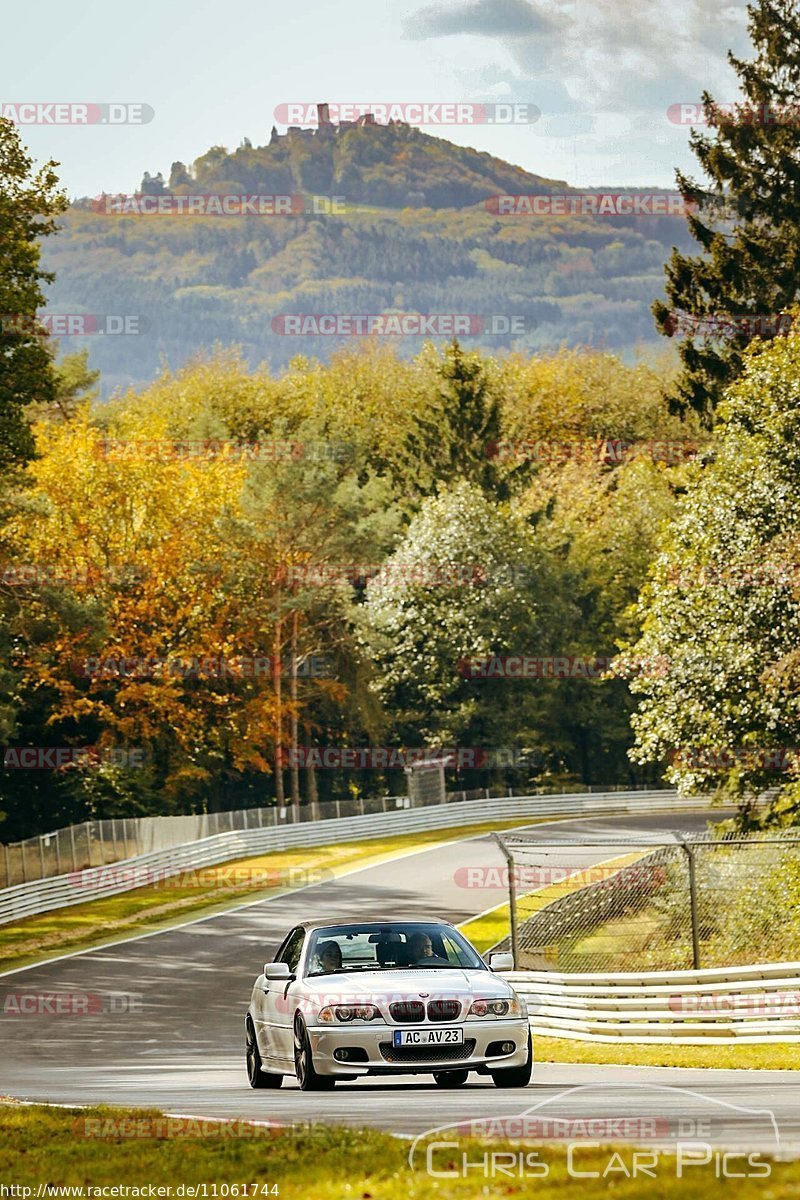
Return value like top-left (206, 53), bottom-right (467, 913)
top-left (2, 0), bottom-right (751, 196)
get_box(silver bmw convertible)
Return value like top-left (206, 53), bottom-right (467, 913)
top-left (246, 918), bottom-right (532, 1091)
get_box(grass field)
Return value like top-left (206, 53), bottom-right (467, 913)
top-left (0, 1103), bottom-right (797, 1199)
top-left (535, 1035), bottom-right (800, 1071)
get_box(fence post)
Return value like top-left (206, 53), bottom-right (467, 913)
top-left (69, 823), bottom-right (77, 872)
top-left (39, 836), bottom-right (46, 879)
top-left (492, 833), bottom-right (518, 969)
top-left (677, 835), bottom-right (701, 970)
top-left (3, 842), bottom-right (9, 888)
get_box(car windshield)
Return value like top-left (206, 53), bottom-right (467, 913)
top-left (304, 922), bottom-right (487, 975)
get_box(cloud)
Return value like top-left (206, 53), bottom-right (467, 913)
top-left (405, 0), bottom-right (554, 40)
top-left (405, 0), bottom-right (752, 116)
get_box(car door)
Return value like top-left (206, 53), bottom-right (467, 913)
top-left (259, 926), bottom-right (306, 1067)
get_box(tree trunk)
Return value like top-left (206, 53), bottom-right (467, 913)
top-left (307, 761), bottom-right (319, 821)
top-left (289, 609), bottom-right (300, 818)
top-left (273, 607), bottom-right (285, 807)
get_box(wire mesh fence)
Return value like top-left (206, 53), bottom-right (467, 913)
top-left (493, 829), bottom-right (800, 972)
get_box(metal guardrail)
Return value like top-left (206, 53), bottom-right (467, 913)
top-left (0, 788), bottom-right (704, 926)
top-left (506, 963), bottom-right (800, 1044)
top-left (0, 798), bottom-right (408, 887)
top-left (0, 783), bottom-right (655, 888)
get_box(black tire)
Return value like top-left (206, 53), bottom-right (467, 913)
top-left (490, 1032), bottom-right (533, 1088)
top-left (246, 1019), bottom-right (283, 1089)
top-left (433, 1069), bottom-right (469, 1087)
top-left (293, 1015), bottom-right (335, 1091)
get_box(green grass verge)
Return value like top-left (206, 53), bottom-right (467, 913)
top-left (535, 1035), bottom-right (800, 1071)
top-left (0, 818), bottom-right (528, 975)
top-left (569, 908), bottom-right (666, 965)
top-left (1, 1103), bottom-right (798, 1199)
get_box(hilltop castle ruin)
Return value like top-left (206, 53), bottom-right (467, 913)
top-left (271, 103), bottom-right (379, 143)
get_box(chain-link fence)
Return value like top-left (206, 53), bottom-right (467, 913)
top-left (493, 829), bottom-right (800, 972)
top-left (0, 781), bottom-right (658, 889)
top-left (0, 800), bottom-right (402, 887)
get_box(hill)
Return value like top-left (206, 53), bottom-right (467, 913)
top-left (42, 116), bottom-right (693, 394)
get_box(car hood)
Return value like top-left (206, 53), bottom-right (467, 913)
top-left (299, 968), bottom-right (513, 1004)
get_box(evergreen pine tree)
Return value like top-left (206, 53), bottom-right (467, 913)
top-left (654, 0), bottom-right (800, 422)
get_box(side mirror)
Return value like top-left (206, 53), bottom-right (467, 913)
top-left (489, 952), bottom-right (514, 972)
top-left (264, 962), bottom-right (292, 981)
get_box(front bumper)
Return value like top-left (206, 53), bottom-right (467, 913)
top-left (306, 1018), bottom-right (531, 1076)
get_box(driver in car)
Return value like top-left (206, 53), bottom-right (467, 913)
top-left (408, 932), bottom-right (435, 961)
top-left (312, 941), bottom-right (343, 974)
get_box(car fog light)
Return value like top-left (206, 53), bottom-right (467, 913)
top-left (501, 1041), bottom-right (515, 1053)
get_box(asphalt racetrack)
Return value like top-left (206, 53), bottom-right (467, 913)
top-left (1, 810), bottom-right (798, 1152)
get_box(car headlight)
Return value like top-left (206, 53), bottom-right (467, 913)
top-left (468, 996), bottom-right (523, 1018)
top-left (318, 1004), bottom-right (382, 1023)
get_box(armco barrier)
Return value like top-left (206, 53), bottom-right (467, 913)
top-left (0, 789), bottom-right (712, 926)
top-left (506, 963), bottom-right (800, 1044)
top-left (0, 784), bottom-right (658, 886)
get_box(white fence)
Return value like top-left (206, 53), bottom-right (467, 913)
top-left (0, 788), bottom-right (709, 926)
top-left (507, 963), bottom-right (800, 1044)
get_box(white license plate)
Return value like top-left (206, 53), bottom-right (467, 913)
top-left (393, 1027), bottom-right (464, 1047)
